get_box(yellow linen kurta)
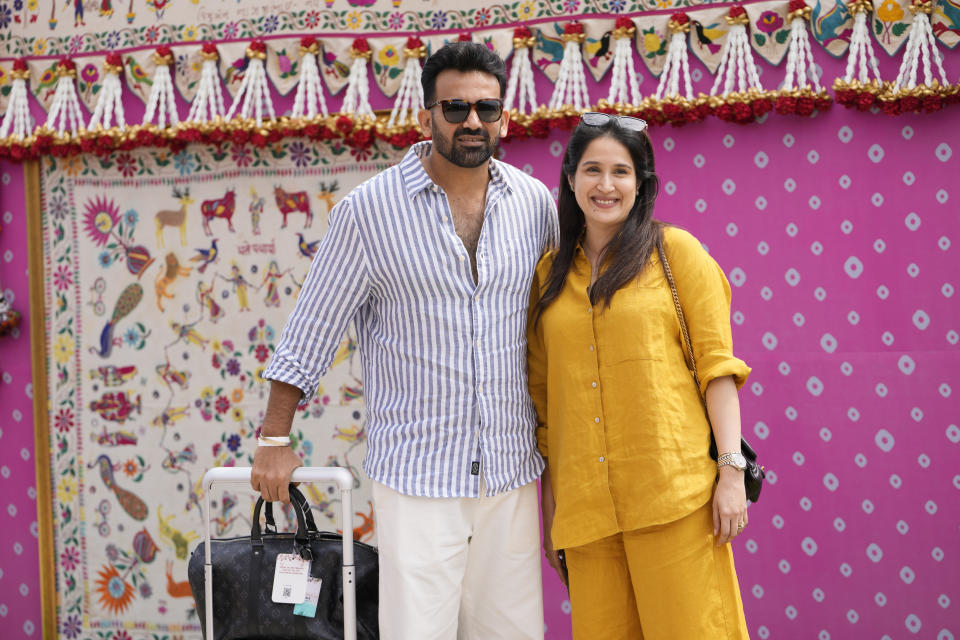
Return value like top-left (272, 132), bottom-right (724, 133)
top-left (527, 226), bottom-right (751, 550)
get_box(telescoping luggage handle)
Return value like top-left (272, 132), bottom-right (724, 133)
top-left (202, 467), bottom-right (358, 640)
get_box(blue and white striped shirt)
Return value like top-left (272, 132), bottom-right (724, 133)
top-left (265, 142), bottom-right (559, 498)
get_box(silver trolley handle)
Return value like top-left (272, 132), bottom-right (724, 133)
top-left (202, 466), bottom-right (357, 640)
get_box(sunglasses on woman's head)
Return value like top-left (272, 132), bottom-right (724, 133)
top-left (579, 112), bottom-right (648, 132)
top-left (425, 98), bottom-right (504, 124)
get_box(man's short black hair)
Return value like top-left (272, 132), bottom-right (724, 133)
top-left (421, 42), bottom-right (507, 105)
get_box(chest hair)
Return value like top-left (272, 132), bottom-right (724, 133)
top-left (449, 197), bottom-right (485, 283)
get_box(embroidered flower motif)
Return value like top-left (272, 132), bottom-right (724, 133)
top-left (94, 564), bottom-right (136, 615)
top-left (756, 10), bottom-right (783, 34)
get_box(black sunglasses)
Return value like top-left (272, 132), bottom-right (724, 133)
top-left (425, 98), bottom-right (504, 124)
top-left (580, 112), bottom-right (648, 132)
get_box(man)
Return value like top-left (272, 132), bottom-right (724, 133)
top-left (252, 42), bottom-right (558, 639)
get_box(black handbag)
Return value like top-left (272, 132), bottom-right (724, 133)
top-left (187, 485), bottom-right (379, 640)
top-left (657, 240), bottom-right (766, 503)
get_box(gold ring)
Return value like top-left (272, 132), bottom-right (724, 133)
top-left (737, 522), bottom-right (745, 530)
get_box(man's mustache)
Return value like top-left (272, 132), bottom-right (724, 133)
top-left (455, 128), bottom-right (490, 141)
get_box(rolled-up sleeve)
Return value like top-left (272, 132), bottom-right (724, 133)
top-left (264, 196), bottom-right (370, 403)
top-left (665, 228), bottom-right (750, 395)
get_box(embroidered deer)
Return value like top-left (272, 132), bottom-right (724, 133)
top-left (316, 180), bottom-right (340, 214)
top-left (200, 188), bottom-right (236, 236)
top-left (273, 185), bottom-right (313, 229)
top-left (155, 187), bottom-right (193, 248)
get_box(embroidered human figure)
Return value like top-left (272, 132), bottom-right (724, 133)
top-left (218, 264), bottom-right (254, 312)
top-left (196, 280), bottom-right (225, 323)
top-left (260, 260), bottom-right (291, 308)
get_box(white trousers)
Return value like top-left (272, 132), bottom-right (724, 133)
top-left (372, 480), bottom-right (544, 640)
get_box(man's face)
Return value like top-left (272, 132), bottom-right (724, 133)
top-left (419, 70), bottom-right (509, 169)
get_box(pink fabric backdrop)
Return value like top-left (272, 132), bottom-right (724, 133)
top-left (1, 46), bottom-right (958, 639)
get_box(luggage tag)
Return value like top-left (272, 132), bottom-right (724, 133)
top-left (271, 553), bottom-right (310, 604)
top-left (293, 576), bottom-right (323, 618)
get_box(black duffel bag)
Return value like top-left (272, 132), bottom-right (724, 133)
top-left (188, 485), bottom-right (379, 639)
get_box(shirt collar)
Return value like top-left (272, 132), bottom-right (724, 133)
top-left (399, 140), bottom-right (515, 198)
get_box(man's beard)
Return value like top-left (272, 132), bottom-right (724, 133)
top-left (431, 125), bottom-right (499, 168)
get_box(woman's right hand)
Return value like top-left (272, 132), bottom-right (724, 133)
top-left (540, 466), bottom-right (566, 586)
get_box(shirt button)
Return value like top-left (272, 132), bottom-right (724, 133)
top-left (459, 255), bottom-right (466, 262)
top-left (594, 417), bottom-right (600, 423)
top-left (587, 307), bottom-right (592, 313)
top-left (589, 345), bottom-right (595, 351)
top-left (477, 385), bottom-right (483, 393)
top-left (599, 456), bottom-right (605, 462)
top-left (431, 185), bottom-right (438, 192)
top-left (592, 381), bottom-right (597, 388)
top-left (442, 215), bottom-right (448, 222)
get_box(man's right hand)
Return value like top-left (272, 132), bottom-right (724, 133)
top-left (251, 445), bottom-right (303, 504)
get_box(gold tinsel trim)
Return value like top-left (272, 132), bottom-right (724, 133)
top-left (788, 6), bottom-right (813, 21)
top-left (725, 14), bottom-right (750, 26)
top-left (668, 18), bottom-right (691, 34)
top-left (513, 36), bottom-right (537, 48)
top-left (561, 32), bottom-right (587, 44)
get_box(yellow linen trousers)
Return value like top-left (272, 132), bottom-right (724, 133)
top-left (564, 501), bottom-right (749, 640)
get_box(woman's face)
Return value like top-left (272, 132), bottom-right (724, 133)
top-left (568, 135), bottom-right (637, 236)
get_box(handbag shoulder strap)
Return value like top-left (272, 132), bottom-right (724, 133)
top-left (655, 237), bottom-right (703, 398)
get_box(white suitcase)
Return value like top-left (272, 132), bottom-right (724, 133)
top-left (200, 466), bottom-right (358, 640)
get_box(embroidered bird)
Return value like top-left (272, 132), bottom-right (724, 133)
top-left (584, 31), bottom-right (613, 66)
top-left (296, 232), bottom-right (321, 260)
top-left (693, 21), bottom-right (725, 55)
top-left (189, 238), bottom-right (219, 274)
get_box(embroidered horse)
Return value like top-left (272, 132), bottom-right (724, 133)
top-left (200, 188), bottom-right (236, 236)
top-left (273, 186), bottom-right (313, 229)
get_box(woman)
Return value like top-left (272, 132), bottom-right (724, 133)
top-left (528, 113), bottom-right (751, 639)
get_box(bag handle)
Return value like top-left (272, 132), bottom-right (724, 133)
top-left (655, 239), bottom-right (703, 396)
top-left (263, 486), bottom-right (319, 534)
top-left (250, 484), bottom-right (312, 555)
top-left (655, 238), bottom-right (722, 460)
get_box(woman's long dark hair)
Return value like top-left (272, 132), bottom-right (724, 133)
top-left (534, 120), bottom-right (662, 322)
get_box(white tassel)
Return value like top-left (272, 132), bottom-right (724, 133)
top-left (340, 38), bottom-right (374, 119)
top-left (386, 37), bottom-right (426, 129)
top-left (606, 17), bottom-right (643, 108)
top-left (710, 7), bottom-right (764, 97)
top-left (186, 42), bottom-right (226, 124)
top-left (88, 53), bottom-right (127, 131)
top-left (890, 0), bottom-right (949, 93)
top-left (142, 46), bottom-right (180, 129)
top-left (548, 22), bottom-right (591, 112)
top-left (833, 0), bottom-right (885, 109)
top-left (776, 0), bottom-right (832, 116)
top-left (504, 26), bottom-right (539, 116)
top-left (225, 41), bottom-right (276, 126)
top-left (843, 0), bottom-right (883, 86)
top-left (653, 14), bottom-right (695, 101)
top-left (782, 1), bottom-right (822, 92)
top-left (0, 60), bottom-right (31, 140)
top-left (291, 37), bottom-right (329, 120)
top-left (44, 58), bottom-right (87, 137)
